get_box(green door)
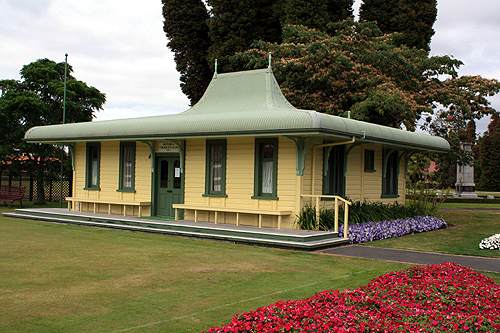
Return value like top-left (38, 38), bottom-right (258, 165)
top-left (156, 156), bottom-right (183, 217)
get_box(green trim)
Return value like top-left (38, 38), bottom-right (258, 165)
top-left (382, 149), bottom-right (399, 196)
top-left (118, 141), bottom-right (136, 192)
top-left (67, 144), bottom-right (76, 171)
top-left (204, 139), bottom-right (227, 196)
top-left (83, 187), bottom-right (101, 191)
top-left (85, 142), bottom-right (100, 190)
top-left (168, 140), bottom-right (185, 173)
top-left (140, 141), bottom-right (156, 216)
top-left (253, 138), bottom-right (278, 199)
top-left (202, 193), bottom-right (228, 198)
top-left (322, 145), bottom-right (345, 197)
top-left (364, 149), bottom-right (376, 172)
top-left (251, 195), bottom-right (278, 200)
top-left (286, 136), bottom-right (322, 176)
top-left (381, 194), bottom-right (400, 198)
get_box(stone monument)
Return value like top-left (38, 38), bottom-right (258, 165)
top-left (453, 142), bottom-right (478, 198)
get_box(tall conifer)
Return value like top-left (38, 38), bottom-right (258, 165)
top-left (207, 0), bottom-right (282, 73)
top-left (162, 0), bottom-right (212, 105)
top-left (359, 0), bottom-right (437, 52)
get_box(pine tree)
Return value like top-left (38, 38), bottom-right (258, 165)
top-left (282, 0), bottom-right (353, 31)
top-left (359, 0), bottom-right (437, 52)
top-left (477, 114), bottom-right (500, 191)
top-left (207, 0), bottom-right (282, 73)
top-left (162, 0), bottom-right (212, 105)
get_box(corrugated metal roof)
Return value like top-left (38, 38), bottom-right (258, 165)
top-left (24, 67), bottom-right (449, 152)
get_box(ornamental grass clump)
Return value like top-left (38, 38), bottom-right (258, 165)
top-left (203, 263), bottom-right (500, 333)
top-left (479, 233), bottom-right (500, 250)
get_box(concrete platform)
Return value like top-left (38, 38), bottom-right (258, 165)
top-left (3, 208), bottom-right (349, 250)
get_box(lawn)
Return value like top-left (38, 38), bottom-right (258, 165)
top-left (361, 208), bottom-right (500, 260)
top-left (1, 204), bottom-right (499, 332)
top-left (0, 215), bottom-right (409, 333)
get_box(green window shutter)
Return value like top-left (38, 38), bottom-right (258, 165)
top-left (253, 138), bottom-right (278, 200)
top-left (118, 142), bottom-right (136, 192)
top-left (382, 149), bottom-right (399, 197)
top-left (84, 142), bottom-right (101, 190)
top-left (204, 139), bottom-right (227, 197)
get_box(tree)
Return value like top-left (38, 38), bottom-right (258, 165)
top-left (162, 0), bottom-right (354, 103)
top-left (281, 0), bottom-right (353, 31)
top-left (231, 22), bottom-right (500, 130)
top-left (207, 0), bottom-right (283, 73)
top-left (162, 0), bottom-right (212, 105)
top-left (0, 58), bottom-right (105, 203)
top-left (359, 0), bottom-right (437, 52)
top-left (475, 114), bottom-right (500, 191)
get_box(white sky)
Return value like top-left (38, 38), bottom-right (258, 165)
top-left (1, 0), bottom-right (500, 134)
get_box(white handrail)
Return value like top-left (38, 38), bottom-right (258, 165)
top-left (300, 194), bottom-right (351, 238)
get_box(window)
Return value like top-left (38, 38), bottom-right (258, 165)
top-left (204, 139), bottom-right (227, 197)
top-left (383, 150), bottom-right (399, 197)
top-left (323, 145), bottom-right (345, 197)
top-left (364, 149), bottom-right (376, 172)
top-left (85, 142), bottom-right (100, 190)
top-left (253, 138), bottom-right (278, 199)
top-left (118, 142), bottom-right (136, 192)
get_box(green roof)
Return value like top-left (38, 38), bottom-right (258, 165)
top-left (25, 67), bottom-right (449, 152)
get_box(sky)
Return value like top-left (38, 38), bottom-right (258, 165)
top-left (1, 0), bottom-right (500, 134)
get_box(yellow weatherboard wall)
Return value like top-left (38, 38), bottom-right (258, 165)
top-left (73, 141), bottom-right (152, 216)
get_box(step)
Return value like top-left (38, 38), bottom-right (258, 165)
top-left (3, 210), bottom-right (349, 250)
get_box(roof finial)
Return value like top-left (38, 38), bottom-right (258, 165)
top-left (214, 59), bottom-right (218, 78)
top-left (268, 52), bottom-right (272, 70)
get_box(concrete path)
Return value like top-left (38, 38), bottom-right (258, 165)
top-left (319, 245), bottom-right (500, 273)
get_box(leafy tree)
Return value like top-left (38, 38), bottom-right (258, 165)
top-left (0, 58), bottom-right (105, 203)
top-left (359, 0), bottom-right (437, 52)
top-left (231, 22), bottom-right (500, 130)
top-left (162, 0), bottom-right (212, 105)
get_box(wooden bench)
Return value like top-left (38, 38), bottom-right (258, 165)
top-left (172, 204), bottom-right (292, 229)
top-left (66, 197), bottom-right (151, 217)
top-left (0, 185), bottom-right (25, 208)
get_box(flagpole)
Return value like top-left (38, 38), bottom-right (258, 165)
top-left (60, 53), bottom-right (68, 208)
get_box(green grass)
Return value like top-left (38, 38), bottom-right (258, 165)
top-left (2, 203), bottom-right (500, 332)
top-left (440, 202), bottom-right (500, 209)
top-left (361, 209), bottom-right (500, 260)
top-left (0, 216), bottom-right (410, 333)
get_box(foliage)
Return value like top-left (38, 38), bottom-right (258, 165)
top-left (406, 181), bottom-right (448, 216)
top-left (232, 22), bottom-right (500, 129)
top-left (205, 262), bottom-right (500, 332)
top-left (347, 216), bottom-right (447, 244)
top-left (0, 58), bottom-right (105, 203)
top-left (161, 0), bottom-right (212, 105)
top-left (162, 0), bottom-right (354, 103)
top-left (479, 233), bottom-right (500, 250)
top-left (295, 200), bottom-right (428, 231)
top-left (359, 0), bottom-right (437, 52)
top-left (280, 0), bottom-right (353, 32)
top-left (475, 114), bottom-right (500, 191)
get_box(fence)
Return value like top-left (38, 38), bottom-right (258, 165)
top-left (1, 173), bottom-right (71, 202)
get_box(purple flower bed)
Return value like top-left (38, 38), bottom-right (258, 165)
top-left (345, 216), bottom-right (447, 244)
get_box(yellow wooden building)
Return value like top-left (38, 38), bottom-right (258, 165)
top-left (25, 66), bottom-right (449, 230)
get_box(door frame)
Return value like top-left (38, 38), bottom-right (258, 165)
top-left (152, 153), bottom-right (184, 217)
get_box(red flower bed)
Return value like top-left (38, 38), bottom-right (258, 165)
top-left (204, 263), bottom-right (500, 332)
